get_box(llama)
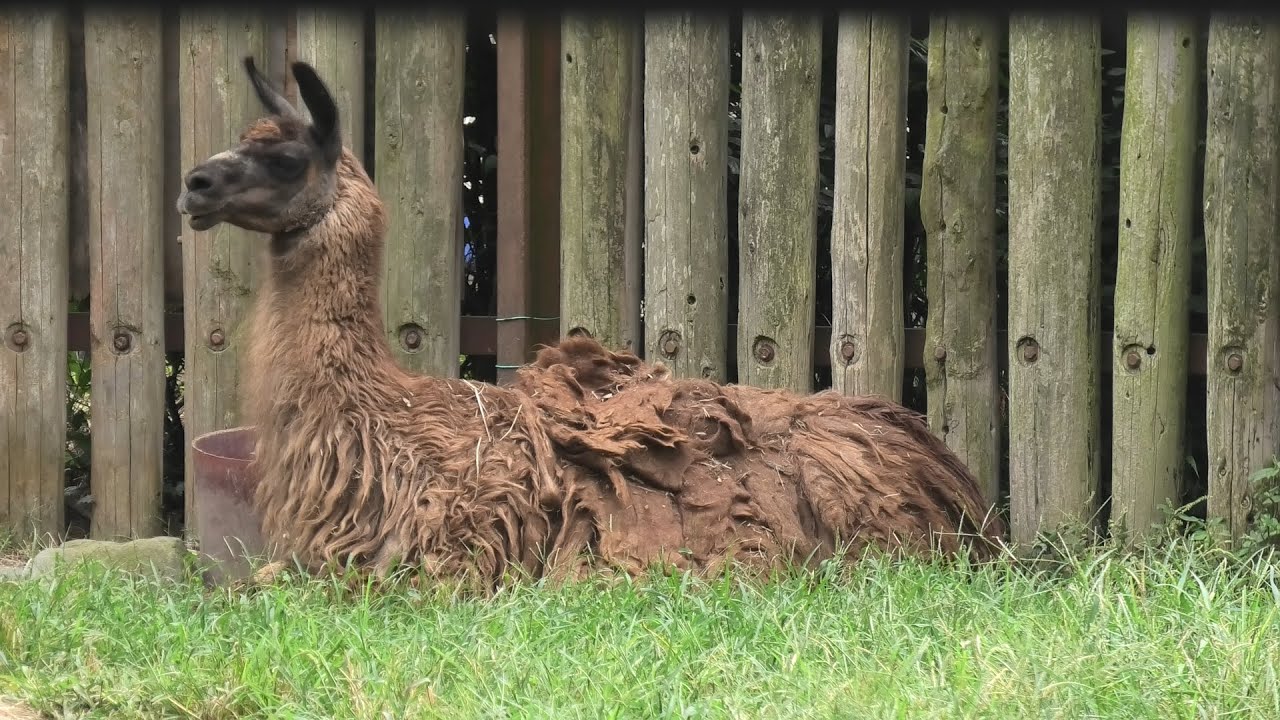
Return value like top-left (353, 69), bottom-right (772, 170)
top-left (176, 57), bottom-right (1006, 586)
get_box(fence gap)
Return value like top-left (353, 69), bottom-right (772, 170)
top-left (494, 14), bottom-right (562, 384)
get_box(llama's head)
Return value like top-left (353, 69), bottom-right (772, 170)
top-left (177, 57), bottom-right (342, 235)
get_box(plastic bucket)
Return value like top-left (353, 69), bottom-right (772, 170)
top-left (190, 426), bottom-right (275, 584)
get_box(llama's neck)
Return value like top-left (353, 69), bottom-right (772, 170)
top-left (244, 150), bottom-right (403, 426)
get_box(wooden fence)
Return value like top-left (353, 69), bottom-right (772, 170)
top-left (2, 10), bottom-right (1277, 550)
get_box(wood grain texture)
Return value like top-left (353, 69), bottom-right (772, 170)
top-left (736, 12), bottom-right (822, 393)
top-left (642, 12), bottom-right (729, 381)
top-left (177, 11), bottom-right (273, 537)
top-left (1203, 15), bottom-right (1280, 542)
top-left (1110, 15), bottom-right (1199, 541)
top-left (830, 12), bottom-right (908, 400)
top-left (374, 11), bottom-right (467, 377)
top-left (559, 15), bottom-right (642, 351)
top-left (1007, 15), bottom-right (1103, 546)
top-left (919, 14), bottom-right (1000, 502)
top-left (84, 11), bottom-right (168, 540)
top-left (0, 10), bottom-right (70, 540)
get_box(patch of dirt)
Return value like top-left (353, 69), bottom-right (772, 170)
top-left (0, 698), bottom-right (41, 720)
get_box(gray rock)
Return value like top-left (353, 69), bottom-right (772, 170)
top-left (0, 564), bottom-right (28, 582)
top-left (27, 536), bottom-right (193, 581)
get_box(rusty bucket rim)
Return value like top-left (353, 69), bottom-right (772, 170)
top-left (191, 425), bottom-right (258, 463)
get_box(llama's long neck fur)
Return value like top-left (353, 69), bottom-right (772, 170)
top-left (243, 148), bottom-right (401, 429)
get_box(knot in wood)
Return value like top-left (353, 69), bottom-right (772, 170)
top-left (402, 327), bottom-right (423, 351)
top-left (10, 328), bottom-right (29, 349)
top-left (1226, 353), bottom-right (1243, 373)
top-left (209, 328), bottom-right (226, 350)
top-left (1125, 350), bottom-right (1141, 370)
top-left (112, 331), bottom-right (132, 353)
top-left (933, 345), bottom-right (947, 362)
top-left (840, 340), bottom-right (856, 363)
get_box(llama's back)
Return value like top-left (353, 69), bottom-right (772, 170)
top-left (511, 336), bottom-right (1007, 573)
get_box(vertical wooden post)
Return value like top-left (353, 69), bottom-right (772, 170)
top-left (1110, 15), bottom-right (1199, 541)
top-left (1007, 15), bottom-right (1103, 546)
top-left (84, 11), bottom-right (168, 540)
top-left (1203, 15), bottom-right (1280, 542)
top-left (559, 14), bottom-right (642, 351)
top-left (495, 13), bottom-right (561, 384)
top-left (642, 12), bottom-right (730, 381)
top-left (919, 14), bottom-right (1000, 502)
top-left (737, 12), bottom-right (822, 393)
top-left (178, 12), bottom-right (274, 537)
top-left (0, 10), bottom-right (70, 540)
top-left (830, 12), bottom-right (909, 400)
top-left (294, 10), bottom-right (366, 164)
top-left (374, 11), bottom-right (467, 377)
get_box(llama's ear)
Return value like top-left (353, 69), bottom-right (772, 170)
top-left (243, 56), bottom-right (302, 121)
top-left (291, 61), bottom-right (342, 165)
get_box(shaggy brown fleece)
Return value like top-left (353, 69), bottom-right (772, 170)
top-left (196, 66), bottom-right (1006, 588)
top-left (238, 153), bottom-right (1004, 585)
top-left (239, 150), bottom-right (1004, 586)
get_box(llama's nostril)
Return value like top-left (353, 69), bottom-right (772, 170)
top-left (185, 171), bottom-right (214, 193)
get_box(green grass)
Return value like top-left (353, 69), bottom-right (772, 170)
top-left (1, 538), bottom-right (1278, 719)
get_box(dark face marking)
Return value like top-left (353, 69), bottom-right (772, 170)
top-left (176, 58), bottom-right (342, 238)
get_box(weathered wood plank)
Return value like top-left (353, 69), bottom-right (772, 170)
top-left (1110, 15), bottom-right (1199, 541)
top-left (374, 11), bottom-right (467, 377)
top-left (0, 10), bottom-right (70, 540)
top-left (83, 11), bottom-right (168, 540)
top-left (919, 15), bottom-right (1000, 502)
top-left (830, 12), bottom-right (909, 400)
top-left (1203, 15), bottom-right (1280, 542)
top-left (1007, 15), bottom-right (1103, 546)
top-left (642, 12), bottom-right (730, 380)
top-left (559, 15), bottom-right (642, 351)
top-left (178, 11), bottom-right (273, 538)
top-left (737, 12), bottom-right (822, 393)
top-left (294, 9), bottom-right (365, 163)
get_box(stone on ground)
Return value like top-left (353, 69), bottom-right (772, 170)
top-left (26, 536), bottom-right (192, 581)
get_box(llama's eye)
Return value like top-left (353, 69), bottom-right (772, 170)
top-left (266, 153), bottom-right (308, 179)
